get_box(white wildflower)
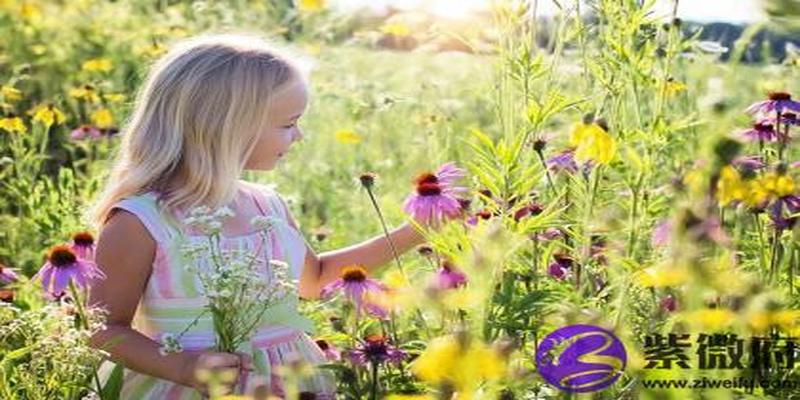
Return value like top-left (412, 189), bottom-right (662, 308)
top-left (159, 333), bottom-right (183, 355)
top-left (251, 215), bottom-right (280, 231)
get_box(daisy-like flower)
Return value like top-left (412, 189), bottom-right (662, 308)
top-left (432, 260), bottom-right (468, 290)
top-left (739, 122), bottom-right (778, 142)
top-left (0, 263), bottom-right (18, 284)
top-left (34, 244), bottom-right (105, 297)
top-left (746, 92), bottom-right (800, 115)
top-left (70, 125), bottom-right (102, 140)
top-left (320, 265), bottom-right (389, 319)
top-left (403, 163), bottom-right (468, 225)
top-left (346, 334), bottom-right (406, 366)
top-left (315, 339), bottom-right (342, 362)
top-left (71, 231), bottom-right (96, 260)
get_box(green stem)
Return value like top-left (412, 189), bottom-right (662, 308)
top-left (364, 186), bottom-right (404, 277)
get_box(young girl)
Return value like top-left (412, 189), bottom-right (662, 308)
top-left (87, 33), bottom-right (427, 398)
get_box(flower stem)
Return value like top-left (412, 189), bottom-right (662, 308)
top-left (363, 185), bottom-right (405, 277)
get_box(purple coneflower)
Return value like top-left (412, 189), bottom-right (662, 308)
top-left (71, 231), bottom-right (96, 260)
top-left (35, 244), bottom-right (105, 297)
top-left (403, 163), bottom-right (468, 225)
top-left (0, 288), bottom-right (13, 303)
top-left (466, 209), bottom-right (494, 225)
top-left (740, 122), bottom-right (778, 142)
top-left (534, 227), bottom-right (563, 241)
top-left (547, 148), bottom-right (593, 174)
top-left (346, 334), bottom-right (406, 366)
top-left (433, 260), bottom-right (468, 290)
top-left (70, 125), bottom-right (102, 140)
top-left (320, 265), bottom-right (389, 319)
top-left (513, 201), bottom-right (544, 221)
top-left (732, 155), bottom-right (766, 172)
top-left (0, 263), bottom-right (18, 285)
top-left (660, 294), bottom-right (677, 313)
top-left (651, 220), bottom-right (672, 248)
top-left (315, 339), bottom-right (342, 362)
top-left (548, 253), bottom-right (573, 280)
top-left (769, 195), bottom-right (800, 231)
top-left (746, 92), bottom-right (800, 115)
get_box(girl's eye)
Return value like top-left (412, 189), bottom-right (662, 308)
top-left (282, 123), bottom-right (296, 129)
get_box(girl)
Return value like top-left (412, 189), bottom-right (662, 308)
top-left (87, 33), bottom-right (428, 398)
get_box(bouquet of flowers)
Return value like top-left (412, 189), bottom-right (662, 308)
top-left (161, 206), bottom-right (296, 355)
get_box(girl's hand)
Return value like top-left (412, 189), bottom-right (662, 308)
top-left (179, 350), bottom-right (254, 396)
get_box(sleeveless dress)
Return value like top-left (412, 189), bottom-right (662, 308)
top-left (99, 182), bottom-right (336, 399)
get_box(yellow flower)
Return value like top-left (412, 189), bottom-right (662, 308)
top-left (745, 172), bottom-right (796, 206)
top-left (91, 108), bottom-right (114, 129)
top-left (29, 44), bottom-right (47, 55)
top-left (82, 58), bottom-right (113, 73)
top-left (136, 42), bottom-right (168, 58)
top-left (104, 93), bottom-right (126, 103)
top-left (30, 104), bottom-right (66, 126)
top-left (1, 86), bottom-right (22, 102)
top-left (69, 85), bottom-right (101, 103)
top-left (381, 23), bottom-right (411, 37)
top-left (20, 3), bottom-right (42, 20)
top-left (334, 129), bottom-right (363, 144)
top-left (297, 0), bottom-right (325, 12)
top-left (0, 117), bottom-right (26, 134)
top-left (663, 79), bottom-right (687, 97)
top-left (569, 122), bottom-right (616, 165)
top-left (636, 265), bottom-right (689, 287)
top-left (716, 166), bottom-right (748, 206)
top-left (411, 335), bottom-right (506, 394)
top-left (748, 310), bottom-right (800, 333)
top-left (684, 309), bottom-right (736, 331)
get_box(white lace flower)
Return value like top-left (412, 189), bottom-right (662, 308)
top-left (251, 215), bottom-right (280, 231)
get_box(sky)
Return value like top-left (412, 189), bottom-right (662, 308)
top-left (333, 0), bottom-right (767, 23)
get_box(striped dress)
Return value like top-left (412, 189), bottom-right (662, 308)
top-left (99, 182), bottom-right (336, 399)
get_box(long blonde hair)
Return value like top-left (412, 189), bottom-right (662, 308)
top-left (88, 33), bottom-right (304, 229)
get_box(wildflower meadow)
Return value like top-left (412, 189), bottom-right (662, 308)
top-left (2, 0), bottom-right (800, 399)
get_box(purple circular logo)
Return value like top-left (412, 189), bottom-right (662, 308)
top-left (536, 324), bottom-right (626, 393)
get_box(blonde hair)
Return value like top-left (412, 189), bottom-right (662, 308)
top-left (88, 33), bottom-right (305, 229)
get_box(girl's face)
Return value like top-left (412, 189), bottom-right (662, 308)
top-left (245, 79), bottom-right (308, 171)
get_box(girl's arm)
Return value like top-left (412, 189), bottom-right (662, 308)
top-left (280, 198), bottom-right (428, 299)
top-left (89, 211), bottom-right (247, 391)
top-left (88, 210), bottom-right (196, 386)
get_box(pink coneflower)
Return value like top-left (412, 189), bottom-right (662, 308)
top-left (513, 202), bottom-right (544, 221)
top-left (433, 261), bottom-right (468, 290)
top-left (315, 339), bottom-right (342, 362)
top-left (34, 244), bottom-right (105, 297)
top-left (320, 265), bottom-right (389, 319)
top-left (651, 220), bottom-right (672, 248)
top-left (0, 263), bottom-right (18, 285)
top-left (746, 92), bottom-right (800, 115)
top-left (71, 231), bottom-right (95, 260)
top-left (548, 253), bottom-right (573, 280)
top-left (70, 125), bottom-right (102, 140)
top-left (534, 227), bottom-right (563, 241)
top-left (739, 122), bottom-right (778, 142)
top-left (547, 148), bottom-right (592, 174)
top-left (466, 209), bottom-right (494, 225)
top-left (769, 195), bottom-right (800, 231)
top-left (346, 334), bottom-right (406, 366)
top-left (732, 155), bottom-right (766, 172)
top-left (660, 294), bottom-right (677, 313)
top-left (0, 288), bottom-right (13, 303)
top-left (403, 163), bottom-right (468, 225)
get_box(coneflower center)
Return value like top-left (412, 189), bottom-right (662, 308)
top-left (754, 122), bottom-right (774, 132)
top-left (48, 245), bottom-right (77, 267)
top-left (769, 92), bottom-right (792, 101)
top-left (73, 232), bottom-right (95, 246)
top-left (342, 266), bottom-right (367, 282)
top-left (415, 173), bottom-right (442, 196)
